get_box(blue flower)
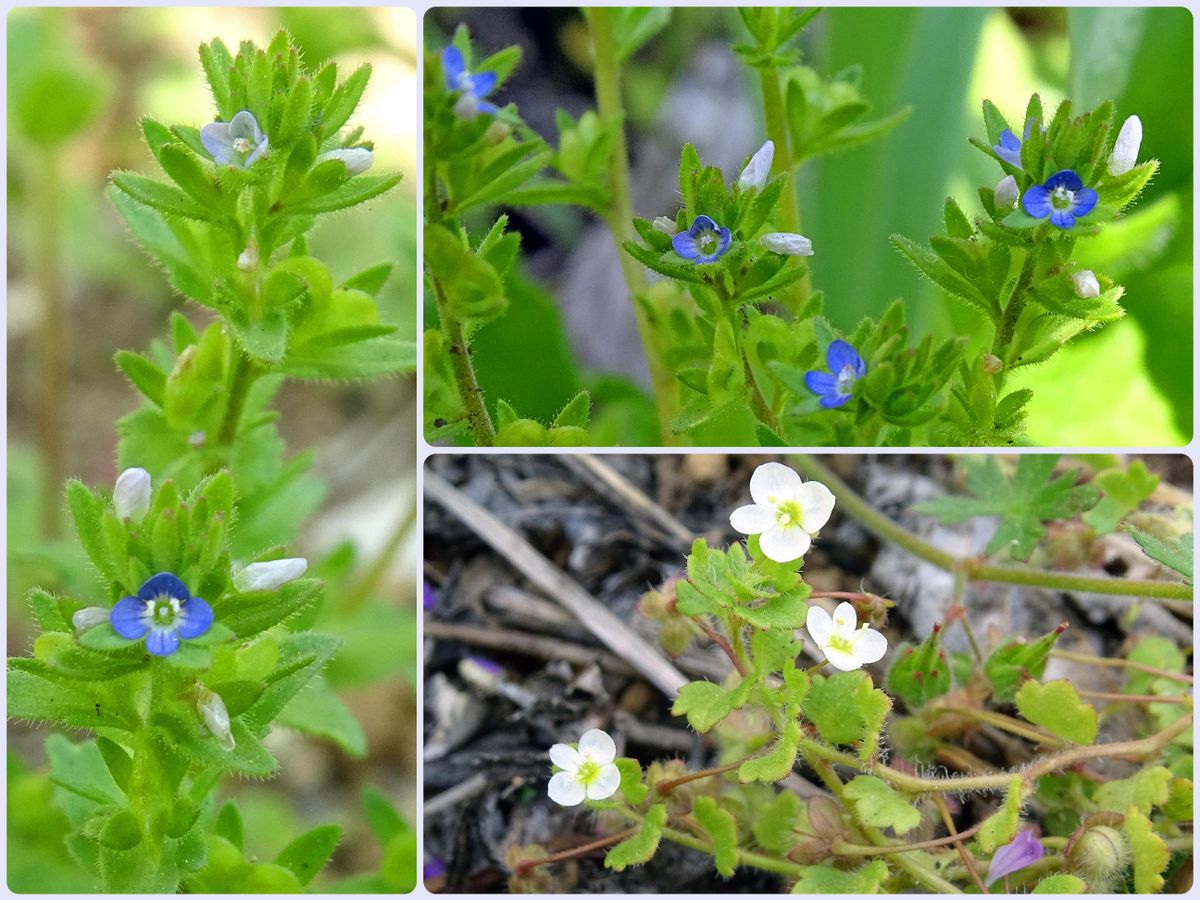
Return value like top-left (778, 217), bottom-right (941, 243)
top-left (993, 118), bottom-right (1038, 168)
top-left (200, 110), bottom-right (269, 168)
top-left (672, 215), bottom-right (732, 264)
top-left (1022, 169), bottom-right (1098, 229)
top-left (442, 46), bottom-right (499, 118)
top-left (110, 572), bottom-right (214, 656)
top-left (986, 830), bottom-right (1045, 887)
top-left (805, 340), bottom-right (866, 408)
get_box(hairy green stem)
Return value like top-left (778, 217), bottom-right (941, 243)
top-left (431, 275), bottom-right (495, 445)
top-left (588, 7), bottom-right (676, 443)
top-left (34, 147), bottom-right (66, 538)
top-left (794, 455), bottom-right (1193, 601)
top-left (1051, 648), bottom-right (1193, 684)
top-left (993, 243), bottom-right (1041, 368)
top-left (216, 351), bottom-right (261, 448)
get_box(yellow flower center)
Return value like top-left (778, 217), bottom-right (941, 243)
top-left (576, 759), bottom-right (601, 784)
top-left (775, 499), bottom-right (804, 529)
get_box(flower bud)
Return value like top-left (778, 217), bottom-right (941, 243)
top-left (994, 174), bottom-right (1019, 208)
top-left (72, 606), bottom-right (110, 634)
top-left (233, 558), bottom-right (308, 592)
top-left (651, 216), bottom-right (677, 237)
top-left (316, 147), bottom-right (374, 176)
top-left (982, 353), bottom-right (1003, 375)
top-left (1107, 115), bottom-right (1142, 176)
top-left (459, 656), bottom-right (504, 693)
top-left (197, 688), bottom-right (235, 752)
top-left (760, 232), bottom-right (814, 256)
top-left (1067, 825), bottom-right (1129, 890)
top-left (1071, 269), bottom-right (1100, 299)
top-left (236, 241), bottom-right (259, 272)
top-left (113, 467), bottom-right (151, 520)
top-left (737, 140), bottom-right (774, 191)
top-left (484, 121), bottom-right (512, 145)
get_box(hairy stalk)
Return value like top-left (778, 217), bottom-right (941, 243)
top-left (514, 827), bottom-right (638, 876)
top-left (657, 757), bottom-right (749, 795)
top-left (588, 7), bottom-right (676, 443)
top-left (795, 455), bottom-right (1193, 601)
top-left (946, 706), bottom-right (1067, 747)
top-left (1051, 648), bottom-right (1194, 684)
top-left (833, 816), bottom-right (984, 856)
top-left (34, 148), bottom-right (66, 538)
top-left (216, 351), bottom-right (262, 448)
top-left (1076, 689), bottom-right (1191, 705)
top-left (431, 274), bottom-right (495, 445)
top-left (757, 64), bottom-right (810, 312)
top-left (697, 619), bottom-right (747, 676)
top-left (935, 794), bottom-right (988, 893)
top-left (993, 243), bottom-right (1041, 369)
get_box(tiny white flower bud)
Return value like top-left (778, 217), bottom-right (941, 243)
top-left (1107, 115), bottom-right (1142, 176)
top-left (994, 174), bottom-right (1019, 209)
top-left (236, 241), bottom-right (258, 272)
top-left (1072, 269), bottom-right (1100, 299)
top-left (651, 216), bottom-right (677, 236)
top-left (982, 354), bottom-right (1003, 375)
top-left (484, 121), bottom-right (512, 145)
top-left (453, 92), bottom-right (480, 120)
top-left (188, 431), bottom-right (206, 448)
top-left (459, 656), bottom-right (504, 693)
top-left (72, 606), bottom-right (110, 634)
top-left (316, 147), bottom-right (374, 176)
top-left (197, 688), bottom-right (235, 752)
top-left (760, 232), bottom-right (814, 256)
top-left (233, 558), bottom-right (308, 592)
top-left (737, 140), bottom-right (775, 191)
top-left (113, 467), bottom-right (151, 520)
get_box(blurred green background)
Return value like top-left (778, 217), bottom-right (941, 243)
top-left (8, 7), bottom-right (417, 891)
top-left (428, 7), bottom-right (1192, 446)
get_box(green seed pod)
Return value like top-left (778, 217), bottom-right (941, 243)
top-left (1067, 825), bottom-right (1130, 891)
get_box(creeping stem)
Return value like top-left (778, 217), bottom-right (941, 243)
top-left (588, 7), bottom-right (677, 443)
top-left (794, 454), bottom-right (1193, 601)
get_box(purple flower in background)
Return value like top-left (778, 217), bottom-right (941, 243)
top-left (423, 580), bottom-right (437, 611)
top-left (1022, 169), bottom-right (1098, 229)
top-left (805, 340), bottom-right (866, 409)
top-left (110, 573), bottom-right (213, 656)
top-left (424, 858), bottom-right (446, 882)
top-left (986, 830), bottom-right (1045, 887)
top-left (201, 110), bottom-right (269, 168)
top-left (672, 215), bottom-right (732, 264)
top-left (442, 46), bottom-right (499, 118)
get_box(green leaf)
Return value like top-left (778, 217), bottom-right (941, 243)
top-left (693, 796), bottom-right (738, 877)
top-left (8, 660), bottom-right (135, 731)
top-left (114, 350), bottom-right (167, 406)
top-left (672, 681), bottom-right (734, 733)
top-left (790, 860), bottom-right (889, 893)
top-left (1032, 874), bottom-right (1086, 893)
top-left (275, 824), bottom-right (341, 886)
top-left (977, 775), bottom-right (1023, 853)
top-left (983, 627), bottom-right (1063, 702)
top-left (1124, 636), bottom-right (1186, 695)
top-left (319, 63), bottom-right (371, 139)
top-left (1081, 461), bottom-right (1159, 534)
top-left (110, 172), bottom-right (216, 221)
top-left (215, 578), bottom-right (321, 637)
top-left (1127, 527), bottom-right (1193, 582)
top-left (214, 801), bottom-right (244, 851)
top-left (604, 804), bottom-right (666, 871)
top-left (615, 758), bottom-right (648, 806)
top-left (285, 173), bottom-right (401, 216)
top-left (803, 672), bottom-right (883, 747)
top-left (1093, 766), bottom-right (1172, 816)
top-left (913, 456), bottom-right (1100, 561)
top-left (1124, 806), bottom-right (1169, 893)
top-left (362, 785), bottom-right (409, 844)
top-left (276, 676), bottom-right (367, 757)
top-left (1014, 680), bottom-right (1097, 744)
top-left (887, 625), bottom-right (951, 709)
top-left (553, 391), bottom-right (590, 428)
top-left (281, 335), bottom-right (416, 380)
top-left (753, 790), bottom-right (801, 855)
top-left (243, 632), bottom-right (341, 731)
top-left (612, 7), bottom-right (671, 62)
top-left (738, 721), bottom-right (801, 783)
top-left (843, 776), bottom-right (921, 835)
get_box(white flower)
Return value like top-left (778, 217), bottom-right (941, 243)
top-left (806, 601), bottom-right (888, 672)
top-left (1107, 115), bottom-right (1142, 176)
top-left (197, 688), bottom-right (235, 752)
top-left (1071, 269), bottom-right (1100, 299)
top-left (760, 232), bottom-right (814, 256)
top-left (737, 140), bottom-right (775, 191)
top-left (994, 174), bottom-right (1019, 209)
top-left (316, 147), bottom-right (374, 176)
top-left (233, 558), bottom-right (308, 592)
top-left (652, 216), bottom-right (677, 236)
top-left (237, 241), bottom-right (259, 272)
top-left (547, 728), bottom-right (621, 806)
top-left (71, 606), bottom-right (110, 634)
top-left (113, 467), bottom-right (151, 520)
top-left (730, 462), bottom-right (835, 563)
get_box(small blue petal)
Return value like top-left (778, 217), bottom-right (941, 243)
top-left (689, 214), bottom-right (719, 236)
top-left (820, 393), bottom-right (852, 409)
top-left (146, 628), bottom-right (180, 657)
top-left (137, 572), bottom-right (190, 603)
top-left (1045, 169), bottom-right (1083, 192)
top-left (243, 136), bottom-right (269, 167)
top-left (469, 71), bottom-right (496, 98)
top-left (442, 46), bottom-right (466, 87)
top-left (1071, 187), bottom-right (1098, 218)
top-left (110, 597), bottom-right (149, 640)
top-left (177, 597), bottom-right (214, 639)
top-left (1049, 208), bottom-right (1075, 229)
top-left (826, 340), bottom-right (864, 377)
top-left (672, 232), bottom-right (700, 260)
top-left (1022, 184), bottom-right (1051, 219)
top-left (476, 100), bottom-right (500, 116)
top-left (713, 226), bottom-right (732, 258)
top-left (999, 128), bottom-right (1020, 151)
top-left (200, 123), bottom-right (235, 164)
top-left (805, 371), bottom-right (838, 397)
top-left (994, 129), bottom-right (1023, 167)
top-left (1021, 118), bottom-right (1035, 141)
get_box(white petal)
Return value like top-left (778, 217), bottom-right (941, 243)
top-left (233, 558), bottom-right (308, 592)
top-left (1071, 270), bottom-right (1100, 299)
top-left (1108, 114), bottom-right (1142, 176)
top-left (113, 467), bottom-right (151, 520)
top-left (578, 728), bottom-right (616, 765)
top-left (852, 627), bottom-right (888, 665)
top-left (316, 147), bottom-right (374, 176)
top-left (651, 216), bottom-right (677, 236)
top-left (760, 232), bottom-right (813, 256)
top-left (586, 764), bottom-right (622, 800)
top-left (549, 742), bottom-right (582, 771)
top-left (832, 601), bottom-right (859, 636)
top-left (795, 480), bottom-right (836, 532)
top-left (806, 605), bottom-right (834, 646)
top-left (759, 524), bottom-right (811, 563)
top-left (737, 140), bottom-right (775, 191)
top-left (71, 606), bottom-right (110, 633)
top-left (547, 771), bottom-right (586, 806)
top-left (823, 644), bottom-right (864, 672)
top-left (730, 503), bottom-right (776, 535)
top-left (993, 174), bottom-right (1019, 208)
top-left (749, 462), bottom-right (804, 507)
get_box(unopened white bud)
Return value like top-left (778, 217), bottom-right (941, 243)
top-left (484, 121), bottom-right (512, 145)
top-left (316, 147), bottom-right (374, 177)
top-left (1107, 115), bottom-right (1142, 176)
top-left (113, 467), bottom-right (151, 520)
top-left (737, 140), bottom-right (775, 191)
top-left (982, 354), bottom-right (1003, 375)
top-left (236, 242), bottom-right (258, 272)
top-left (760, 232), bottom-right (814, 256)
top-left (72, 606), bottom-right (110, 634)
top-left (197, 688), bottom-right (235, 752)
top-left (233, 558), bottom-right (308, 592)
top-left (651, 216), bottom-right (677, 236)
top-left (1072, 269), bottom-right (1100, 299)
top-left (994, 174), bottom-right (1019, 209)
top-left (453, 92), bottom-right (480, 120)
